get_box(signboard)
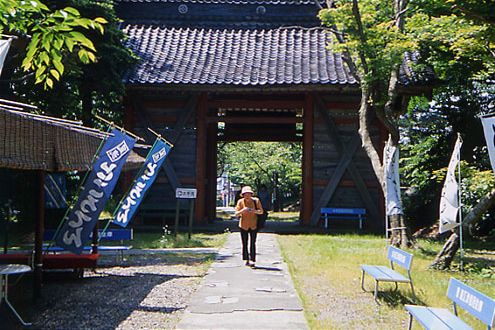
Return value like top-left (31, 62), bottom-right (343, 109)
top-left (176, 188), bottom-right (197, 199)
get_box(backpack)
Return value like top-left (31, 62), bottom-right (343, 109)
top-left (253, 198), bottom-right (268, 229)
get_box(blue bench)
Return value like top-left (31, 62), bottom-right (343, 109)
top-left (405, 278), bottom-right (495, 330)
top-left (321, 207), bottom-right (366, 230)
top-left (44, 228), bottom-right (133, 262)
top-left (361, 246), bottom-right (416, 304)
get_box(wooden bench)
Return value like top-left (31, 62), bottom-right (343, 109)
top-left (361, 246), bottom-right (416, 304)
top-left (321, 207), bottom-right (366, 230)
top-left (405, 278), bottom-right (495, 330)
top-left (44, 228), bottom-right (133, 262)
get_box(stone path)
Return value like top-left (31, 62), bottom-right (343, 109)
top-left (177, 233), bottom-right (308, 329)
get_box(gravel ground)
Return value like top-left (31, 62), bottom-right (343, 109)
top-left (5, 253), bottom-right (214, 330)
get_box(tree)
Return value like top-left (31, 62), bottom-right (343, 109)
top-left (319, 0), bottom-right (419, 246)
top-left (0, 0), bottom-right (107, 90)
top-left (218, 142), bottom-right (302, 209)
top-left (319, 0), bottom-right (494, 247)
top-left (10, 0), bottom-right (137, 125)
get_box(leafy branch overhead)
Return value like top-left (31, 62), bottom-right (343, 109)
top-left (0, 0), bottom-right (107, 89)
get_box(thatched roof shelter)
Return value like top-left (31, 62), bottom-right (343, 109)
top-left (0, 99), bottom-right (145, 171)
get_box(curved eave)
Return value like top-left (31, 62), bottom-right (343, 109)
top-left (125, 82), bottom-right (361, 93)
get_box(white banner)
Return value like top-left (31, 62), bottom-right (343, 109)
top-left (0, 39), bottom-right (11, 77)
top-left (481, 116), bottom-right (495, 175)
top-left (383, 137), bottom-right (403, 216)
top-left (439, 135), bottom-right (462, 233)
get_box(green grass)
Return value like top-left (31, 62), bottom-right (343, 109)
top-left (278, 234), bottom-right (495, 330)
top-left (268, 211), bottom-right (299, 221)
top-left (131, 231), bottom-right (228, 249)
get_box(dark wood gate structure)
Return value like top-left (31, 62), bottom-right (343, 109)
top-left (115, 0), bottom-right (411, 230)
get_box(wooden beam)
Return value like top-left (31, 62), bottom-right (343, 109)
top-left (209, 99), bottom-right (305, 109)
top-left (195, 93), bottom-right (208, 224)
top-left (325, 102), bottom-right (360, 110)
top-left (313, 179), bottom-right (380, 188)
top-left (312, 94), bottom-right (381, 224)
top-left (133, 94), bottom-right (198, 192)
top-left (207, 116), bottom-right (302, 124)
top-left (302, 93), bottom-right (314, 225)
top-left (219, 135), bottom-right (303, 142)
top-left (310, 135), bottom-right (361, 225)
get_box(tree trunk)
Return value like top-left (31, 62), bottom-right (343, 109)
top-left (430, 231), bottom-right (460, 270)
top-left (430, 188), bottom-right (495, 269)
top-left (389, 214), bottom-right (412, 248)
top-left (463, 188), bottom-right (495, 227)
top-left (80, 84), bottom-right (93, 126)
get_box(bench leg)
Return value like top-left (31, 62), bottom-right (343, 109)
top-left (374, 280), bottom-right (380, 305)
top-left (409, 281), bottom-right (417, 301)
top-left (361, 270), bottom-right (366, 292)
top-left (408, 313), bottom-right (413, 330)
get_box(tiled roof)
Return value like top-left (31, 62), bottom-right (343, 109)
top-left (118, 0), bottom-right (323, 5)
top-left (123, 25), bottom-right (357, 87)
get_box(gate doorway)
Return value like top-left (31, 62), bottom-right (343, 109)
top-left (199, 94), bottom-right (313, 224)
top-left (215, 141), bottom-right (303, 224)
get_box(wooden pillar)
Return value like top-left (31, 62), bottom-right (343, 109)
top-left (195, 93), bottom-right (207, 224)
top-left (33, 171), bottom-right (45, 300)
top-left (302, 93), bottom-right (314, 225)
top-left (206, 120), bottom-right (218, 222)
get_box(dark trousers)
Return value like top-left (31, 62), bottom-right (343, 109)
top-left (240, 228), bottom-right (257, 262)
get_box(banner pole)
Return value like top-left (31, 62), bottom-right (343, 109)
top-left (95, 114), bottom-right (144, 142)
top-left (147, 127), bottom-right (174, 147)
top-left (101, 139), bottom-right (160, 239)
top-left (458, 133), bottom-right (464, 271)
top-left (47, 126), bottom-right (113, 252)
top-left (0, 34), bottom-right (18, 39)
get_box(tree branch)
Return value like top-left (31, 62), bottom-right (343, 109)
top-left (381, 67), bottom-right (401, 144)
top-left (351, 0), bottom-right (370, 74)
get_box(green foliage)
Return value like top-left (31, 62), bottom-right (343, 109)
top-left (131, 231), bottom-right (228, 249)
top-left (218, 142), bottom-right (302, 204)
top-left (10, 0), bottom-right (137, 124)
top-left (319, 0), bottom-right (416, 105)
top-left (408, 0), bottom-right (494, 80)
top-left (400, 82), bottom-right (495, 231)
top-left (0, 0), bottom-right (107, 89)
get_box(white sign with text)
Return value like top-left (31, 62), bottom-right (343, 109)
top-left (176, 188), bottom-right (197, 199)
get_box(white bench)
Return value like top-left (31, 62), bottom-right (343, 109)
top-left (405, 278), bottom-right (495, 330)
top-left (360, 246), bottom-right (415, 304)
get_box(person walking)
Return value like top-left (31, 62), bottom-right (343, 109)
top-left (235, 186), bottom-right (263, 267)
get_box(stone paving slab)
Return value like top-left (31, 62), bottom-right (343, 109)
top-left (176, 233), bottom-right (308, 329)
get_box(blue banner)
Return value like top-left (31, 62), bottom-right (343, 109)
top-left (55, 129), bottom-right (136, 254)
top-left (45, 173), bottom-right (67, 209)
top-left (113, 139), bottom-right (171, 227)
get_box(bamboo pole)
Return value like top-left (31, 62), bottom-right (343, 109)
top-left (147, 127), bottom-right (174, 147)
top-left (94, 114), bottom-right (144, 142)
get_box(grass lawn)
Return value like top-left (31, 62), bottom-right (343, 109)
top-left (268, 211), bottom-right (300, 221)
top-left (131, 231), bottom-right (228, 249)
top-left (278, 234), bottom-right (495, 330)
